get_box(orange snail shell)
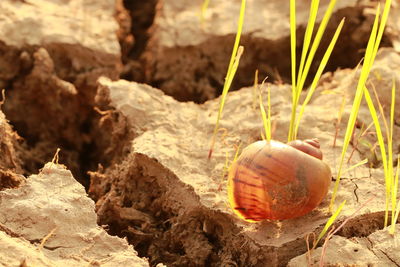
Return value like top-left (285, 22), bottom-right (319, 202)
top-left (227, 139), bottom-right (331, 221)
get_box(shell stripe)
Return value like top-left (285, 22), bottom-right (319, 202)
top-left (236, 164), bottom-right (288, 186)
top-left (232, 178), bottom-right (264, 189)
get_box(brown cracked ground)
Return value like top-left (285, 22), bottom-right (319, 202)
top-left (0, 0), bottom-right (400, 266)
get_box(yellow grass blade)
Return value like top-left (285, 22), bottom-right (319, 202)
top-left (289, 0), bottom-right (297, 141)
top-left (369, 0), bottom-right (393, 230)
top-left (357, 1), bottom-right (393, 226)
top-left (297, 0), bottom-right (319, 89)
top-left (370, 83), bottom-right (390, 144)
top-left (208, 0), bottom-right (246, 158)
top-left (393, 199), bottom-right (400, 235)
top-left (390, 157), bottom-right (400, 233)
top-left (329, 3), bottom-right (382, 211)
top-left (290, 0), bottom-right (297, 94)
top-left (288, 0), bottom-right (339, 141)
top-left (320, 197), bottom-right (374, 265)
top-left (364, 86), bottom-right (391, 226)
top-left (314, 200), bottom-right (346, 247)
top-left (258, 78), bottom-right (272, 141)
top-left (200, 0), bottom-right (211, 24)
top-left (297, 0), bottom-right (338, 95)
top-left (389, 80), bottom-right (397, 227)
top-left (233, 143), bottom-right (242, 162)
top-left (342, 158), bottom-right (368, 175)
top-left (209, 46), bottom-right (244, 158)
top-left (294, 18), bottom-right (344, 137)
top-left (226, 0), bottom-right (246, 80)
top-left (225, 46), bottom-right (244, 92)
top-left (253, 69), bottom-right (259, 109)
top-left (372, 0), bottom-right (392, 60)
top-left (267, 83), bottom-right (271, 140)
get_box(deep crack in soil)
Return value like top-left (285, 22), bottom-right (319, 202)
top-left (0, 1), bottom-right (397, 267)
top-left (1, 41), bottom-right (122, 187)
top-left (142, 5), bottom-right (393, 103)
top-left (118, 0), bottom-right (158, 83)
top-left (335, 211), bottom-right (400, 238)
top-left (89, 152), bottom-right (283, 267)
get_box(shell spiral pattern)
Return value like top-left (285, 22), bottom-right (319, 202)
top-left (227, 139), bottom-right (331, 221)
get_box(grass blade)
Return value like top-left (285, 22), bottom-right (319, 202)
top-left (294, 18), bottom-right (344, 137)
top-left (389, 79), bottom-right (396, 225)
top-left (297, 0), bottom-right (320, 89)
top-left (208, 0), bottom-right (246, 158)
top-left (290, 0), bottom-right (297, 94)
top-left (200, 0), bottom-right (211, 24)
top-left (390, 157), bottom-right (400, 234)
top-left (289, 0), bottom-right (297, 141)
top-left (297, 0), bottom-right (338, 95)
top-left (341, 158), bottom-right (368, 175)
top-left (389, 80), bottom-right (397, 227)
top-left (329, 3), bottom-right (382, 211)
top-left (314, 200), bottom-right (346, 247)
top-left (393, 199), bottom-right (400, 234)
top-left (226, 0), bottom-right (246, 80)
top-left (363, 86), bottom-right (390, 226)
top-left (259, 78), bottom-right (272, 141)
top-left (372, 0), bottom-right (392, 60)
top-left (320, 197), bottom-right (374, 266)
top-left (253, 69), bottom-right (259, 109)
top-left (288, 0), bottom-right (339, 141)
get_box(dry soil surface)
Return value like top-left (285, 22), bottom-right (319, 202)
top-left (1, 0), bottom-right (400, 267)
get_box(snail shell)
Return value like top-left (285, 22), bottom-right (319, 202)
top-left (227, 139), bottom-right (331, 221)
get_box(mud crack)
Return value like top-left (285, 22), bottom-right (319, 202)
top-left (0, 223), bottom-right (21, 239)
top-left (379, 249), bottom-right (400, 267)
top-left (119, 0), bottom-right (158, 82)
top-left (350, 178), bottom-right (360, 203)
top-left (89, 152), bottom-right (283, 266)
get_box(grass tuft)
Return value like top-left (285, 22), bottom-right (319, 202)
top-left (288, 0), bottom-right (343, 141)
top-left (294, 18), bottom-right (345, 138)
top-left (330, 0), bottom-right (392, 212)
top-left (364, 79), bottom-right (399, 233)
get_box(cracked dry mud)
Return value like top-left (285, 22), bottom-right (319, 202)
top-left (0, 0), bottom-right (400, 266)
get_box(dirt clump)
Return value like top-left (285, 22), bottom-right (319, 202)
top-left (0, 163), bottom-right (151, 267)
top-left (0, 109), bottom-right (24, 190)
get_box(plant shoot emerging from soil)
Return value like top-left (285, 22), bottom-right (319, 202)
top-left (258, 77), bottom-right (272, 141)
top-left (330, 0), bottom-right (392, 212)
top-left (288, 0), bottom-right (344, 141)
top-left (200, 0), bottom-right (211, 25)
top-left (208, 0), bottom-right (246, 159)
top-left (364, 79), bottom-right (399, 233)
